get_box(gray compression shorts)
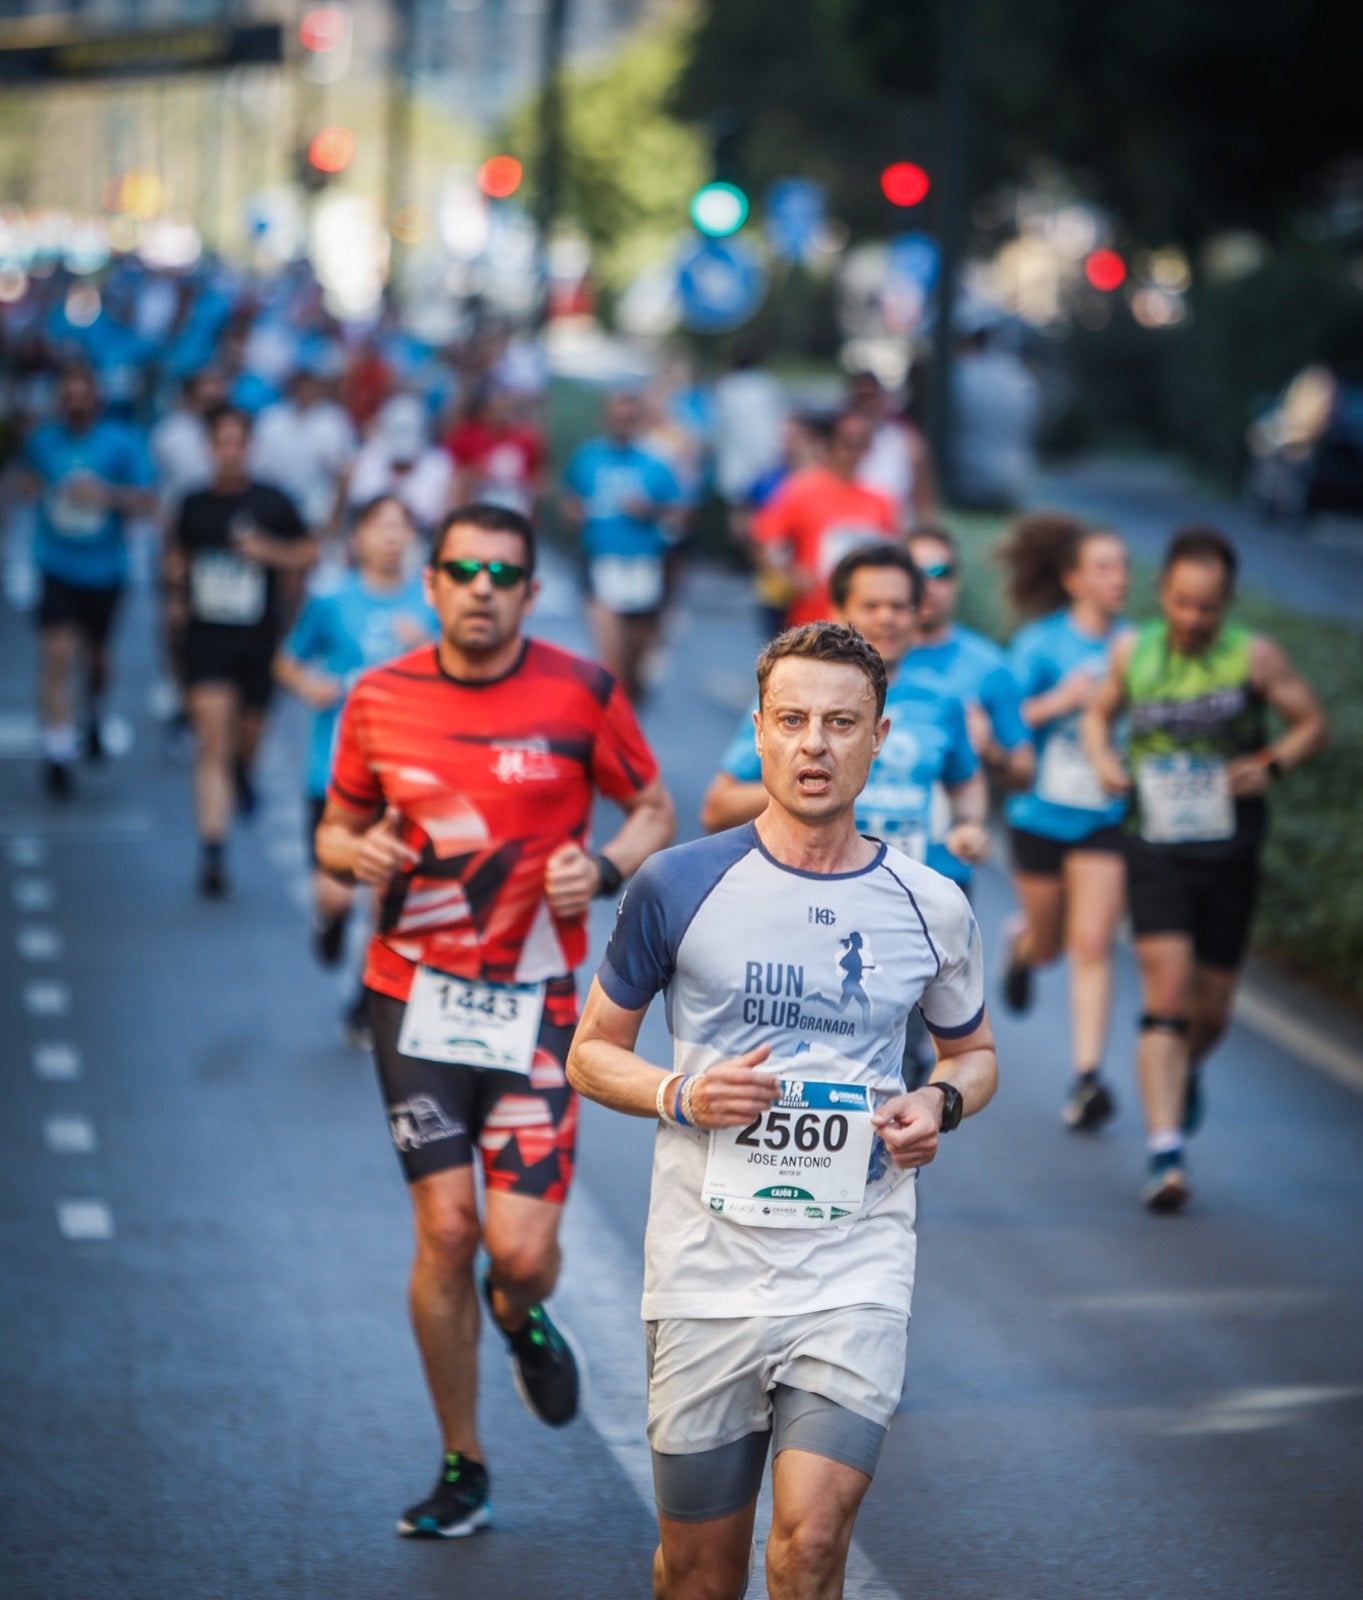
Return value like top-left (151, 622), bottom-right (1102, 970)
top-left (651, 1384), bottom-right (888, 1524)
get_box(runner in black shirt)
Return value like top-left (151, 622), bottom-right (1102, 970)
top-left (165, 404), bottom-right (316, 897)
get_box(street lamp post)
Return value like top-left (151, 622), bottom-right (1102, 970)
top-left (929, 0), bottom-right (971, 503)
top-left (533, 0), bottom-right (568, 331)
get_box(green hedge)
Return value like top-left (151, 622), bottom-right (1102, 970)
top-left (949, 513), bottom-right (1363, 1006)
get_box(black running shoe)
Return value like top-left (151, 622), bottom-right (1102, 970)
top-left (312, 912), bottom-right (347, 969)
top-left (1000, 917), bottom-right (1033, 1014)
top-left (1182, 1068), bottom-right (1205, 1137)
top-left (44, 760), bottom-right (74, 801)
top-left (198, 851), bottom-right (229, 900)
top-left (1142, 1150), bottom-right (1191, 1214)
top-left (397, 1454), bottom-right (491, 1539)
top-left (482, 1273), bottom-right (581, 1427)
top-left (1062, 1074), bottom-right (1116, 1134)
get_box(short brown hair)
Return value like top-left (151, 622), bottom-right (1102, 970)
top-left (1163, 524), bottom-right (1237, 586)
top-left (431, 502), bottom-right (537, 574)
top-left (756, 622), bottom-right (888, 718)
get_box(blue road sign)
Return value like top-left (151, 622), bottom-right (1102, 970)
top-left (676, 236), bottom-right (766, 334)
top-left (888, 232), bottom-right (940, 291)
top-left (765, 178), bottom-right (826, 262)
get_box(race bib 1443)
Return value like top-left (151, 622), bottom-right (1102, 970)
top-left (398, 967), bottom-right (546, 1073)
top-left (702, 1078), bottom-right (875, 1229)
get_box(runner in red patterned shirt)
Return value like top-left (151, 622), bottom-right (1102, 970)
top-left (317, 502), bottom-right (674, 1539)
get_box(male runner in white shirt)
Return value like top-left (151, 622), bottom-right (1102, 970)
top-left (568, 621), bottom-right (999, 1600)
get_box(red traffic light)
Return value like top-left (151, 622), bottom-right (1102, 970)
top-left (299, 7), bottom-right (347, 52)
top-left (477, 156), bottom-right (523, 199)
top-left (881, 162), bottom-right (930, 208)
top-left (1084, 248), bottom-right (1127, 292)
top-left (308, 126), bottom-right (357, 175)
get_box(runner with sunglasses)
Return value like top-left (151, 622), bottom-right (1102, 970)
top-left (996, 514), bottom-right (1131, 1134)
top-left (316, 502), bottom-right (676, 1537)
top-left (904, 526), bottom-right (1034, 895)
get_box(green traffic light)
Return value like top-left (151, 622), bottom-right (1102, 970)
top-left (690, 181), bottom-right (749, 238)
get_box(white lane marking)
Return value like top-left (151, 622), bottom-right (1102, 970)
top-left (18, 925), bottom-right (64, 960)
top-left (6, 835), bottom-right (46, 867)
top-left (44, 1114), bottom-right (97, 1154)
top-left (1061, 1289), bottom-right (1328, 1316)
top-left (24, 980), bottom-right (71, 1017)
top-left (1161, 1385), bottom-right (1363, 1436)
top-left (0, 710), bottom-right (42, 759)
top-left (12, 876), bottom-right (54, 912)
top-left (56, 1200), bottom-right (114, 1240)
top-left (557, 1183), bottom-right (899, 1600)
top-left (1234, 985), bottom-right (1363, 1097)
top-left (100, 713), bottom-right (134, 758)
top-left (33, 1042), bottom-right (83, 1080)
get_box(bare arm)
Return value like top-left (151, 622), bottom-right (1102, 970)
top-left (566, 979), bottom-right (779, 1127)
top-left (1226, 635), bottom-right (1329, 797)
top-left (942, 770), bottom-right (990, 864)
top-left (700, 771), bottom-right (767, 833)
top-left (1081, 634), bottom-right (1134, 794)
top-left (273, 649), bottom-right (344, 710)
top-left (871, 1012), bottom-right (999, 1170)
top-left (315, 795), bottom-right (419, 886)
top-left (237, 530), bottom-right (319, 572)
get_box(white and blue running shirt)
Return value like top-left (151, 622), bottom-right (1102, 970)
top-left (598, 822), bottom-right (985, 1321)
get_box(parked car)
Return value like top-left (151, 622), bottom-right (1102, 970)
top-left (1244, 365), bottom-right (1363, 523)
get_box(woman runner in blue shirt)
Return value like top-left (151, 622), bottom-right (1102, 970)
top-left (997, 514), bottom-right (1131, 1134)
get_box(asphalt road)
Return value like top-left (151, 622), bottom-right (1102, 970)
top-left (2, 544), bottom-right (1361, 1600)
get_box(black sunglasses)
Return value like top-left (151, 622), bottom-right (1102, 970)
top-left (435, 558), bottom-right (529, 590)
top-left (919, 561), bottom-right (957, 580)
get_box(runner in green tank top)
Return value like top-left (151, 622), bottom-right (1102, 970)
top-left (1082, 527), bottom-right (1327, 1214)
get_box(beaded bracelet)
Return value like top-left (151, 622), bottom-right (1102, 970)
top-left (680, 1075), bottom-right (699, 1129)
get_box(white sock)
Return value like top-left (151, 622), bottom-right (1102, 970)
top-left (43, 724), bottom-right (77, 763)
top-left (1148, 1130), bottom-right (1183, 1157)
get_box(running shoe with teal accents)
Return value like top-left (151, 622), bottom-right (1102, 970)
top-left (1142, 1150), bottom-right (1191, 1213)
top-left (482, 1273), bottom-right (581, 1427)
top-left (397, 1453), bottom-right (491, 1538)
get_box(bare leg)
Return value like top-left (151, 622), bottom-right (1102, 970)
top-left (1062, 850), bottom-right (1127, 1073)
top-left (767, 1449), bottom-right (871, 1600)
top-left (656, 1498), bottom-right (758, 1600)
top-left (1134, 933), bottom-right (1195, 1138)
top-left (1011, 872), bottom-right (1064, 968)
top-left (38, 625), bottom-right (78, 740)
top-left (187, 683), bottom-right (240, 844)
top-left (481, 1187), bottom-right (566, 1332)
top-left (408, 1167), bottom-right (484, 1457)
top-left (1190, 964), bottom-right (1238, 1068)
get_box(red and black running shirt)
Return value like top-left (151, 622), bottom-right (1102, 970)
top-left (329, 639), bottom-right (659, 1005)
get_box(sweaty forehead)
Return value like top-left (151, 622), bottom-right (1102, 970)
top-left (763, 657), bottom-right (876, 712)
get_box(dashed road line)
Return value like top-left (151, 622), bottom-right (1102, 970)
top-left (12, 876), bottom-right (54, 912)
top-left (56, 1200), bottom-right (114, 1241)
top-left (6, 835), bottom-right (46, 867)
top-left (23, 980), bottom-right (71, 1017)
top-left (43, 1114), bottom-right (97, 1155)
top-left (32, 1042), bottom-right (82, 1080)
top-left (17, 925), bottom-right (63, 960)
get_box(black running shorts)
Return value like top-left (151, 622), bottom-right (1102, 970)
top-left (367, 981), bottom-right (579, 1200)
top-left (1009, 823), bottom-right (1126, 878)
top-left (36, 573), bottom-right (123, 644)
top-left (182, 625), bottom-right (277, 710)
top-left (1124, 837), bottom-right (1261, 971)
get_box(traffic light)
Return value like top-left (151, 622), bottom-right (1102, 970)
top-left (299, 6), bottom-right (351, 84)
top-left (1084, 248), bottom-right (1126, 291)
top-left (298, 126), bottom-right (356, 191)
top-left (690, 181), bottom-right (749, 238)
top-left (476, 156), bottom-right (523, 199)
top-left (881, 162), bottom-right (930, 208)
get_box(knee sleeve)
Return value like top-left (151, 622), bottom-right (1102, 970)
top-left (1139, 1013), bottom-right (1190, 1036)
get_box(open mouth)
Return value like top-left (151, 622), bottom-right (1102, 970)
top-left (796, 767), bottom-right (832, 794)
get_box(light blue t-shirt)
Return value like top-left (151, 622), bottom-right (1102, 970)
top-left (563, 438), bottom-right (682, 561)
top-left (1005, 610), bottom-right (1129, 841)
top-left (719, 666), bottom-right (980, 883)
top-left (282, 572), bottom-right (437, 797)
top-left (903, 624), bottom-right (1031, 753)
top-left (26, 419), bottom-right (155, 588)
top-left (598, 824), bottom-right (984, 1321)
